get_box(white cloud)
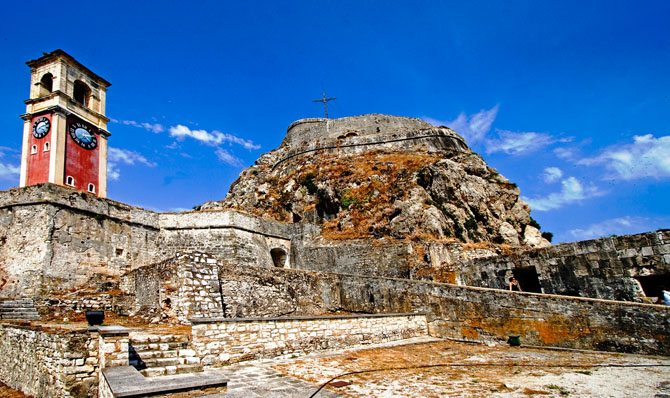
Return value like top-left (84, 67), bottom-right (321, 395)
top-left (543, 167), bottom-right (563, 183)
top-left (484, 130), bottom-right (573, 155)
top-left (578, 134), bottom-right (670, 180)
top-left (215, 148), bottom-right (242, 167)
top-left (116, 119), bottom-right (165, 133)
top-left (0, 163), bottom-right (20, 180)
top-left (568, 216), bottom-right (661, 240)
top-left (108, 148), bottom-right (157, 167)
top-left (107, 147), bottom-right (157, 181)
top-left (169, 125), bottom-right (260, 150)
top-left (554, 147), bottom-right (576, 160)
top-left (523, 176), bottom-right (604, 211)
top-left (423, 105), bottom-right (499, 144)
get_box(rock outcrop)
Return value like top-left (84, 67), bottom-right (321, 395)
top-left (203, 114), bottom-right (550, 247)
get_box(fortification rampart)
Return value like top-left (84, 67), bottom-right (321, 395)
top-left (456, 229), bottom-right (670, 301)
top-left (0, 184), bottom-right (165, 296)
top-left (213, 264), bottom-right (670, 355)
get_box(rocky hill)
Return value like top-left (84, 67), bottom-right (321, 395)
top-left (202, 114), bottom-right (550, 248)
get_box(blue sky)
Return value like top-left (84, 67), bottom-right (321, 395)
top-left (0, 1), bottom-right (668, 243)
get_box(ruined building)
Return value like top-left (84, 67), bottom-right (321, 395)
top-left (0, 50), bottom-right (668, 397)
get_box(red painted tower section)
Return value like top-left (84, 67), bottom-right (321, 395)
top-left (25, 113), bottom-right (52, 186)
top-left (64, 115), bottom-right (100, 194)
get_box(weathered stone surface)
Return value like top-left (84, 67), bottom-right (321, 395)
top-left (458, 229), bottom-right (670, 301)
top-left (203, 114), bottom-right (536, 247)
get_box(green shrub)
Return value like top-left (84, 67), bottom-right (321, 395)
top-left (300, 173), bottom-right (318, 195)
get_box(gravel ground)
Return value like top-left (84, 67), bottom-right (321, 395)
top-left (273, 337), bottom-right (670, 397)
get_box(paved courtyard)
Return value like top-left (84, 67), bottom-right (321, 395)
top-left (210, 336), bottom-right (670, 397)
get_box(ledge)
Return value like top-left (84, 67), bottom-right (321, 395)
top-left (102, 366), bottom-right (227, 398)
top-left (190, 312), bottom-right (426, 324)
top-left (89, 325), bottom-right (130, 336)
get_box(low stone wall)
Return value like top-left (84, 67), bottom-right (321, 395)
top-left (216, 265), bottom-right (670, 355)
top-left (457, 229), bottom-right (670, 301)
top-left (190, 313), bottom-right (427, 367)
top-left (0, 324), bottom-right (99, 398)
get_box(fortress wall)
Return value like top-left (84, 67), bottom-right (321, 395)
top-left (0, 184), bottom-right (165, 297)
top-left (0, 324), bottom-right (98, 398)
top-left (457, 229), bottom-right (670, 301)
top-left (282, 114), bottom-right (433, 147)
top-left (216, 265), bottom-right (670, 355)
top-left (190, 313), bottom-right (428, 367)
top-left (291, 241), bottom-right (413, 279)
top-left (159, 210), bottom-right (292, 268)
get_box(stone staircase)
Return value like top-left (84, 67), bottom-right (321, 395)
top-left (129, 333), bottom-right (203, 377)
top-left (0, 298), bottom-right (40, 320)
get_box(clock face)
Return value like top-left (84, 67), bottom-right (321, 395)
top-left (68, 122), bottom-right (97, 150)
top-left (32, 117), bottom-right (51, 139)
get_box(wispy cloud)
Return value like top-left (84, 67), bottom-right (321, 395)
top-left (578, 134), bottom-right (670, 180)
top-left (0, 147), bottom-right (20, 180)
top-left (0, 163), bottom-right (20, 180)
top-left (423, 105), bottom-right (499, 145)
top-left (215, 148), bottom-right (242, 166)
top-left (523, 176), bottom-right (604, 211)
top-left (169, 125), bottom-right (260, 150)
top-left (485, 130), bottom-right (571, 155)
top-left (542, 167), bottom-right (563, 183)
top-left (568, 216), bottom-right (664, 240)
top-left (107, 147), bottom-right (157, 181)
top-left (112, 119), bottom-right (165, 133)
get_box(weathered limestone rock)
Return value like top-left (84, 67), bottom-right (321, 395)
top-left (203, 114), bottom-right (538, 247)
top-left (523, 225), bottom-right (551, 248)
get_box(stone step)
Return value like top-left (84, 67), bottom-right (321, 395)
top-left (1, 313), bottom-right (41, 320)
top-left (130, 342), bottom-right (188, 352)
top-left (0, 307), bottom-right (39, 313)
top-left (139, 364), bottom-right (203, 377)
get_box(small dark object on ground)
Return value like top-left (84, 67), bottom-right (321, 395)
top-left (508, 335), bottom-right (521, 346)
top-left (85, 310), bottom-right (104, 326)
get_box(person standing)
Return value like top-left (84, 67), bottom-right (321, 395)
top-left (509, 277), bottom-right (522, 292)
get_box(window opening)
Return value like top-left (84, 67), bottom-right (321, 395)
top-left (31, 145), bottom-right (37, 154)
top-left (66, 176), bottom-right (74, 186)
top-left (73, 80), bottom-right (91, 107)
top-left (88, 183), bottom-right (95, 193)
top-left (44, 142), bottom-right (50, 151)
top-left (511, 266), bottom-right (543, 293)
top-left (270, 248), bottom-right (288, 267)
top-left (40, 73), bottom-right (53, 93)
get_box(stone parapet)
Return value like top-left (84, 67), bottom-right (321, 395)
top-left (190, 313), bottom-right (428, 367)
top-left (0, 183), bottom-right (158, 228)
top-left (0, 324), bottom-right (99, 397)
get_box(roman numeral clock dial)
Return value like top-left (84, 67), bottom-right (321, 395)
top-left (68, 122), bottom-right (97, 150)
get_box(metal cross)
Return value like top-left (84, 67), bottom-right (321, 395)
top-left (312, 89), bottom-right (336, 119)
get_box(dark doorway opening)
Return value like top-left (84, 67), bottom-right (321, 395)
top-left (512, 266), bottom-right (542, 293)
top-left (270, 248), bottom-right (287, 268)
top-left (636, 274), bottom-right (670, 301)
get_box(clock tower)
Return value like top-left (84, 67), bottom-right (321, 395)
top-left (19, 50), bottom-right (110, 198)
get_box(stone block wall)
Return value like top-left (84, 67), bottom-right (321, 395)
top-left (128, 251), bottom-right (225, 323)
top-left (0, 184), bottom-right (165, 296)
top-left (159, 210), bottom-right (292, 268)
top-left (190, 313), bottom-right (427, 367)
top-left (216, 264), bottom-right (670, 355)
top-left (457, 229), bottom-right (670, 301)
top-left (0, 324), bottom-right (99, 398)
